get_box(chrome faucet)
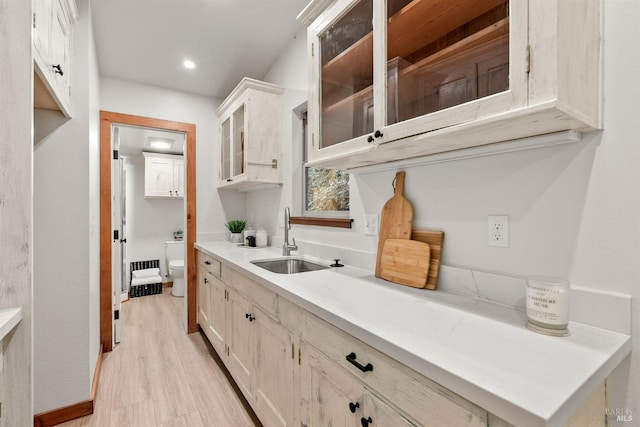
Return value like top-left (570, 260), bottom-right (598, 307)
top-left (283, 207), bottom-right (298, 256)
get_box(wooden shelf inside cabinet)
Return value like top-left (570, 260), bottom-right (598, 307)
top-left (401, 18), bottom-right (509, 76)
top-left (322, 18), bottom-right (509, 115)
top-left (321, 0), bottom-right (506, 87)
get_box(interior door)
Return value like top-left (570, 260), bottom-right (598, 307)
top-left (119, 156), bottom-right (128, 300)
top-left (111, 127), bottom-right (123, 344)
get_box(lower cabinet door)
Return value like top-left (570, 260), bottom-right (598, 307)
top-left (361, 391), bottom-right (416, 427)
top-left (227, 289), bottom-right (255, 400)
top-left (302, 341), bottom-right (417, 427)
top-left (254, 307), bottom-right (295, 427)
top-left (206, 274), bottom-right (226, 356)
top-left (196, 268), bottom-right (210, 329)
top-left (303, 342), bottom-right (360, 427)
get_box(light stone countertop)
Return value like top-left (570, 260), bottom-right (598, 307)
top-left (195, 241), bottom-right (631, 427)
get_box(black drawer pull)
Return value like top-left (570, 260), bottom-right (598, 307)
top-left (349, 402), bottom-right (360, 413)
top-left (205, 260), bottom-right (211, 265)
top-left (245, 313), bottom-right (255, 322)
top-left (204, 278), bottom-right (209, 284)
top-left (361, 417), bottom-right (373, 427)
top-left (346, 352), bottom-right (373, 372)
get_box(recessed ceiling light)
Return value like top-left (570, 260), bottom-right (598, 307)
top-left (183, 60), bottom-right (196, 69)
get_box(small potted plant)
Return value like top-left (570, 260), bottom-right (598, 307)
top-left (225, 220), bottom-right (246, 243)
top-left (173, 228), bottom-right (183, 240)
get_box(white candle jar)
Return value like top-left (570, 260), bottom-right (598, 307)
top-left (525, 276), bottom-right (570, 336)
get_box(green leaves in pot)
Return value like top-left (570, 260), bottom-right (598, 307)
top-left (225, 219), bottom-right (246, 233)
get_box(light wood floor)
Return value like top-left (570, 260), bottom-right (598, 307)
top-left (59, 288), bottom-right (260, 427)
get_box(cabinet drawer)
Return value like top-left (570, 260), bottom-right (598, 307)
top-left (222, 266), bottom-right (278, 319)
top-left (197, 251), bottom-right (221, 278)
top-left (301, 313), bottom-right (487, 426)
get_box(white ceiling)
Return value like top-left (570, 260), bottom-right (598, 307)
top-left (91, 0), bottom-right (309, 98)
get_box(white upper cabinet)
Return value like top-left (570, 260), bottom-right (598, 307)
top-left (33, 0), bottom-right (78, 117)
top-left (216, 78), bottom-right (284, 191)
top-left (142, 152), bottom-right (184, 199)
top-left (299, 0), bottom-right (602, 169)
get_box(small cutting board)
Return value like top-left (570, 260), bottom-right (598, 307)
top-left (412, 229), bottom-right (445, 290)
top-left (379, 239), bottom-right (431, 288)
top-left (375, 171), bottom-right (414, 278)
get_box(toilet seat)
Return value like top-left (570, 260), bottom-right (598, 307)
top-left (169, 259), bottom-right (184, 270)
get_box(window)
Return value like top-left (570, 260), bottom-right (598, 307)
top-left (302, 111), bottom-right (350, 216)
top-left (289, 109), bottom-right (352, 229)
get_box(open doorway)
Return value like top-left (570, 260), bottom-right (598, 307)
top-left (100, 111), bottom-right (198, 353)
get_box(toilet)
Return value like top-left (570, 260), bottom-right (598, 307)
top-left (165, 240), bottom-right (185, 297)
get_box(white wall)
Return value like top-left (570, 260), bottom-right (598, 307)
top-left (246, 30), bottom-right (308, 241)
top-left (100, 77), bottom-right (247, 241)
top-left (125, 155), bottom-right (184, 281)
top-left (253, 4), bottom-right (640, 416)
top-left (0, 0), bottom-right (33, 424)
top-left (87, 1), bottom-right (101, 403)
top-left (33, 0), bottom-right (101, 413)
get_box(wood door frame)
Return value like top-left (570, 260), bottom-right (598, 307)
top-left (100, 111), bottom-right (198, 352)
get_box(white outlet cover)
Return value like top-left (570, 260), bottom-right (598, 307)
top-left (488, 215), bottom-right (509, 247)
top-left (364, 213), bottom-right (379, 235)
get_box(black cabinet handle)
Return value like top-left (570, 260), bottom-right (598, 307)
top-left (226, 178), bottom-right (232, 182)
top-left (205, 260), bottom-right (211, 265)
top-left (367, 135), bottom-right (374, 143)
top-left (204, 278), bottom-right (209, 284)
top-left (349, 402), bottom-right (360, 413)
top-left (52, 64), bottom-right (64, 76)
top-left (346, 352), bottom-right (373, 372)
top-left (374, 130), bottom-right (383, 138)
top-left (245, 313), bottom-right (255, 322)
top-left (120, 238), bottom-right (127, 243)
top-left (361, 417), bottom-right (373, 427)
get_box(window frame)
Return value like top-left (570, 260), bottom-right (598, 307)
top-left (291, 104), bottom-right (352, 228)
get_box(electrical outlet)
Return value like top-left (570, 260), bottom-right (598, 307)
top-left (488, 215), bottom-right (509, 247)
top-left (364, 214), bottom-right (379, 235)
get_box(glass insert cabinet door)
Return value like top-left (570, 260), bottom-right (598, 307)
top-left (311, 0), bottom-right (526, 154)
top-left (220, 105), bottom-right (247, 182)
top-left (221, 118), bottom-right (231, 181)
top-left (318, 0), bottom-right (373, 149)
top-left (232, 105), bottom-right (245, 177)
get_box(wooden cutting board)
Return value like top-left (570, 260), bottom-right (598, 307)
top-left (379, 239), bottom-right (431, 288)
top-left (375, 171), bottom-right (414, 278)
top-left (412, 229), bottom-right (445, 290)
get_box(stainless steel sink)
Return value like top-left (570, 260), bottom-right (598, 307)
top-left (251, 257), bottom-right (328, 274)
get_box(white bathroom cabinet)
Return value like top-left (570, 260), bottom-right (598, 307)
top-left (216, 78), bottom-right (284, 191)
top-left (33, 0), bottom-right (78, 117)
top-left (298, 0), bottom-right (602, 169)
top-left (142, 152), bottom-right (184, 199)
